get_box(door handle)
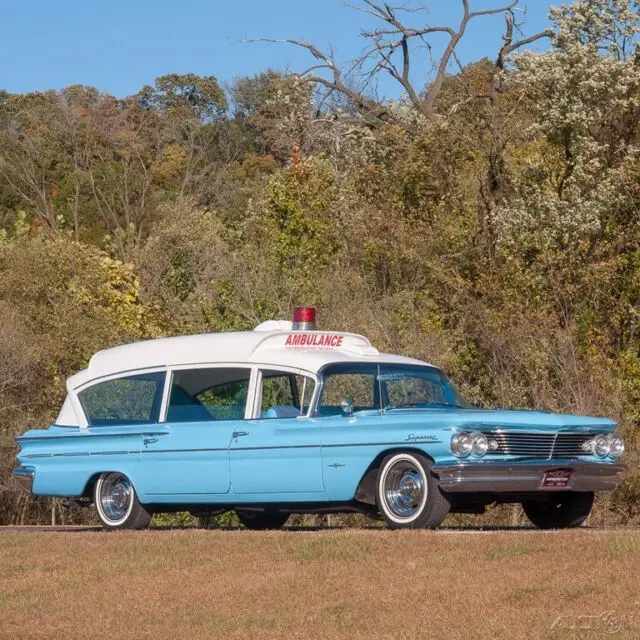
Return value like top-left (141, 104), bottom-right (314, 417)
top-left (143, 437), bottom-right (159, 447)
top-left (232, 431), bottom-right (249, 438)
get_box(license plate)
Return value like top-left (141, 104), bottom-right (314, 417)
top-left (542, 469), bottom-right (572, 488)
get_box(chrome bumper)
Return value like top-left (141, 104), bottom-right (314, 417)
top-left (433, 459), bottom-right (626, 493)
top-left (12, 466), bottom-right (35, 493)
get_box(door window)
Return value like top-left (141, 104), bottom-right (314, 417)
top-left (319, 366), bottom-right (378, 415)
top-left (259, 370), bottom-right (316, 419)
top-left (167, 367), bottom-right (251, 422)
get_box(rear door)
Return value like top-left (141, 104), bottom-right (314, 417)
top-left (229, 368), bottom-right (324, 495)
top-left (138, 366), bottom-right (252, 497)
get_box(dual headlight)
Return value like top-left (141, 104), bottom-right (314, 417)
top-left (450, 430), bottom-right (625, 460)
top-left (450, 431), bottom-right (493, 458)
top-left (587, 433), bottom-right (625, 459)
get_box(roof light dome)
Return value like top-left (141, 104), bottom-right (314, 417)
top-left (292, 307), bottom-right (317, 331)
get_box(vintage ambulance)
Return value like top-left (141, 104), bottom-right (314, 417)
top-left (13, 308), bottom-right (625, 530)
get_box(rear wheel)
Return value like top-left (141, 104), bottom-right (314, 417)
top-left (235, 509), bottom-right (289, 530)
top-left (94, 472), bottom-right (152, 530)
top-left (376, 452), bottom-right (450, 529)
top-left (522, 492), bottom-right (594, 529)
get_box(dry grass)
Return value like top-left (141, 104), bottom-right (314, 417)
top-left (1, 528), bottom-right (639, 639)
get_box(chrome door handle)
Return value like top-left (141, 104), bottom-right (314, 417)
top-left (232, 431), bottom-right (249, 438)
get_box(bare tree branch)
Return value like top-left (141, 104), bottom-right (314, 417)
top-left (497, 17), bottom-right (553, 69)
top-left (252, 0), bottom-right (553, 126)
top-left (246, 38), bottom-right (392, 123)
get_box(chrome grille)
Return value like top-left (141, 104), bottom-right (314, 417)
top-left (482, 431), bottom-right (594, 459)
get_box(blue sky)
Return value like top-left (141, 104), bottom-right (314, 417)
top-left (0, 1), bottom-right (554, 99)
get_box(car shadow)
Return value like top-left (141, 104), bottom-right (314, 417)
top-left (1, 524), bottom-right (619, 533)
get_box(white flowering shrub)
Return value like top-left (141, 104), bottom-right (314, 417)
top-left (493, 0), bottom-right (640, 249)
top-left (550, 0), bottom-right (640, 60)
top-left (386, 96), bottom-right (431, 130)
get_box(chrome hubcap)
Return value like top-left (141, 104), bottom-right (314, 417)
top-left (100, 474), bottom-right (132, 522)
top-left (383, 461), bottom-right (426, 519)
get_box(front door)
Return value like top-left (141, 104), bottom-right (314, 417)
top-left (229, 369), bottom-right (324, 495)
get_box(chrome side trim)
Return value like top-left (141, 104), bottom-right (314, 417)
top-left (22, 450), bottom-right (138, 459)
top-left (16, 427), bottom-right (168, 442)
top-left (433, 459), bottom-right (626, 493)
top-left (12, 466), bottom-right (35, 493)
top-left (20, 439), bottom-right (443, 459)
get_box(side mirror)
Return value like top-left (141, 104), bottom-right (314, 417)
top-left (341, 398), bottom-right (354, 416)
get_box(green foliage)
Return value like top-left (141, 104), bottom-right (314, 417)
top-left (262, 157), bottom-right (339, 281)
top-left (140, 73), bottom-right (228, 121)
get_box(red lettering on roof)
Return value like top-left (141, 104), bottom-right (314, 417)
top-left (284, 333), bottom-right (346, 350)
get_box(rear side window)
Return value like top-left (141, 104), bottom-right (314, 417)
top-left (79, 372), bottom-right (165, 426)
top-left (167, 367), bottom-right (251, 422)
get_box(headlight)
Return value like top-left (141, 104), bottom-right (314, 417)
top-left (471, 432), bottom-right (488, 457)
top-left (609, 434), bottom-right (625, 459)
top-left (593, 434), bottom-right (611, 458)
top-left (451, 432), bottom-right (473, 458)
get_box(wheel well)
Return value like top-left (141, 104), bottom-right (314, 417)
top-left (82, 473), bottom-right (103, 499)
top-left (83, 471), bottom-right (142, 501)
top-left (355, 448), bottom-right (435, 506)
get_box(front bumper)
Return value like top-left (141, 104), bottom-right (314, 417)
top-left (433, 459), bottom-right (626, 493)
top-left (12, 466), bottom-right (35, 493)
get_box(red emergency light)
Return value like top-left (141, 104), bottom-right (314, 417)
top-left (292, 306), bottom-right (317, 331)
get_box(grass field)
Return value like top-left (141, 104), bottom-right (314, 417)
top-left (1, 528), bottom-right (639, 639)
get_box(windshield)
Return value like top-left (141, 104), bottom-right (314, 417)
top-left (317, 363), bottom-right (471, 415)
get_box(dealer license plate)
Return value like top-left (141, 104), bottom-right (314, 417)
top-left (541, 469), bottom-right (572, 488)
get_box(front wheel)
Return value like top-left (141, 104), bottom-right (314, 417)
top-left (94, 472), bottom-right (152, 530)
top-left (522, 492), bottom-right (594, 529)
top-left (376, 452), bottom-right (450, 529)
top-left (236, 509), bottom-right (289, 530)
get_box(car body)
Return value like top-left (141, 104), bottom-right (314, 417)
top-left (13, 311), bottom-right (626, 529)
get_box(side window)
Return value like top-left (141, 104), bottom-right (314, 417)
top-left (260, 370), bottom-right (316, 419)
top-left (79, 372), bottom-right (165, 426)
top-left (167, 367), bottom-right (251, 422)
top-left (319, 372), bottom-right (376, 415)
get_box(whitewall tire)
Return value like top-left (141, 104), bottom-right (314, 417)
top-left (94, 472), bottom-right (152, 530)
top-left (376, 453), bottom-right (450, 529)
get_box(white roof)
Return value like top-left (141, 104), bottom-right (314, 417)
top-left (77, 321), bottom-right (432, 385)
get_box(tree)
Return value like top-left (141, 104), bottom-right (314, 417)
top-left (231, 71), bottom-right (315, 160)
top-left (0, 91), bottom-right (67, 231)
top-left (257, 0), bottom-right (552, 127)
top-left (139, 73), bottom-right (228, 122)
top-left (494, 0), bottom-right (640, 250)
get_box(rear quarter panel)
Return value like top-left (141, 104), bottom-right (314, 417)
top-left (16, 425), bottom-right (143, 497)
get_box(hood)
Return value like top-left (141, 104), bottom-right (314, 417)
top-left (384, 407), bottom-right (617, 433)
top-left (457, 409), bottom-right (616, 432)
